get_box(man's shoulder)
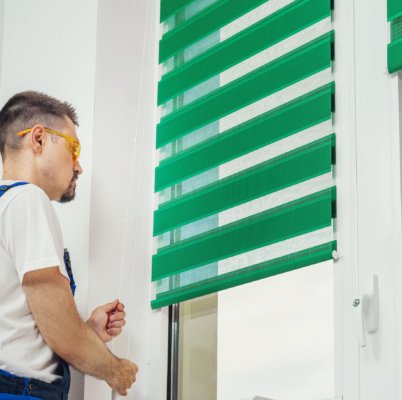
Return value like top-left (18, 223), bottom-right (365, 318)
top-left (0, 182), bottom-right (50, 214)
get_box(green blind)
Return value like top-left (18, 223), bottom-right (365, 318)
top-left (153, 0), bottom-right (336, 309)
top-left (388, 0), bottom-right (402, 73)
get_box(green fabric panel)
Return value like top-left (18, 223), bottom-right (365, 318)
top-left (160, 0), bottom-right (193, 22)
top-left (388, 8), bottom-right (402, 72)
top-left (158, 0), bottom-right (331, 103)
top-left (388, 0), bottom-right (402, 21)
top-left (151, 241), bottom-right (336, 308)
top-left (157, 33), bottom-right (333, 147)
top-left (159, 0), bottom-right (268, 63)
top-left (154, 135), bottom-right (335, 235)
top-left (388, 38), bottom-right (402, 73)
top-left (155, 84), bottom-right (334, 191)
top-left (152, 187), bottom-right (335, 280)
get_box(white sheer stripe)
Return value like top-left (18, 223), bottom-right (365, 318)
top-left (217, 226), bottom-right (334, 275)
top-left (154, 173), bottom-right (333, 246)
top-left (219, 120), bottom-right (333, 178)
top-left (220, 0), bottom-right (295, 42)
top-left (219, 68), bottom-right (332, 132)
top-left (220, 17), bottom-right (332, 86)
top-left (154, 227), bottom-right (333, 293)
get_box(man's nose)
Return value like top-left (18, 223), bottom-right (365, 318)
top-left (74, 160), bottom-right (83, 175)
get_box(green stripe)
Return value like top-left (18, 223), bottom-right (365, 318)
top-left (157, 32), bottom-right (333, 147)
top-left (159, 0), bottom-right (331, 102)
top-left (160, 0), bottom-right (193, 22)
top-left (159, 0), bottom-right (268, 63)
top-left (388, 0), bottom-right (402, 21)
top-left (156, 84), bottom-right (334, 191)
top-left (388, 2), bottom-right (402, 72)
top-left (154, 135), bottom-right (335, 235)
top-left (388, 38), bottom-right (402, 73)
top-left (152, 187), bottom-right (335, 280)
top-left (151, 241), bottom-right (337, 308)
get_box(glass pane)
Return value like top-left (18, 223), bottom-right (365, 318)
top-left (178, 294), bottom-right (218, 399)
top-left (177, 261), bottom-right (334, 400)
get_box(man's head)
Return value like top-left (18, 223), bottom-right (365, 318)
top-left (0, 91), bottom-right (83, 202)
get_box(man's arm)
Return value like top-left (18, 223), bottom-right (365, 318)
top-left (23, 267), bottom-right (137, 396)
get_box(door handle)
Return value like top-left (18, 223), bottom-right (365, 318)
top-left (352, 274), bottom-right (379, 347)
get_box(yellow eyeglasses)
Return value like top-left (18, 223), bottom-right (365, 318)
top-left (17, 127), bottom-right (81, 162)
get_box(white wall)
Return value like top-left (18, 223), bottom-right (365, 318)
top-left (84, 1), bottom-right (168, 399)
top-left (0, 1), bottom-right (4, 86)
top-left (0, 0), bottom-right (98, 314)
top-left (0, 1), bottom-right (98, 399)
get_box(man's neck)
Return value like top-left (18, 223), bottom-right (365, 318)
top-left (2, 161), bottom-right (37, 184)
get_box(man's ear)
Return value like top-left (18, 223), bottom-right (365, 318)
top-left (30, 125), bottom-right (46, 155)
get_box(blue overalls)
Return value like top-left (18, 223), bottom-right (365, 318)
top-left (0, 182), bottom-right (73, 400)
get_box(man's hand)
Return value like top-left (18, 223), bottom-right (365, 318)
top-left (107, 358), bottom-right (139, 396)
top-left (87, 300), bottom-right (126, 343)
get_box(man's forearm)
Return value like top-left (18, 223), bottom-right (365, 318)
top-left (58, 318), bottom-right (118, 380)
top-left (23, 267), bottom-right (118, 381)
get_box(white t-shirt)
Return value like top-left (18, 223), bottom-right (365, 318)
top-left (0, 180), bottom-right (70, 383)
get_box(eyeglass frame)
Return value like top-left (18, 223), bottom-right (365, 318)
top-left (16, 126), bottom-right (81, 162)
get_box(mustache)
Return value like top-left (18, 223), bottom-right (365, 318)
top-left (72, 172), bottom-right (79, 182)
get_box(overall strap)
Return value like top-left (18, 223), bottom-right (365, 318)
top-left (63, 249), bottom-right (76, 296)
top-left (0, 182), bottom-right (29, 198)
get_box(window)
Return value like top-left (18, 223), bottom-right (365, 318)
top-left (173, 261), bottom-right (335, 400)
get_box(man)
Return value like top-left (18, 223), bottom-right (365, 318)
top-left (0, 91), bottom-right (138, 399)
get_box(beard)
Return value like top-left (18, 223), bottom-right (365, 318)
top-left (59, 173), bottom-right (78, 203)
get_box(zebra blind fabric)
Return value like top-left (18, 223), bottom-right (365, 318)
top-left (388, 0), bottom-right (402, 73)
top-left (152, 0), bottom-right (336, 309)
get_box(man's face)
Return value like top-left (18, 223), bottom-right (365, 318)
top-left (40, 117), bottom-right (83, 202)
